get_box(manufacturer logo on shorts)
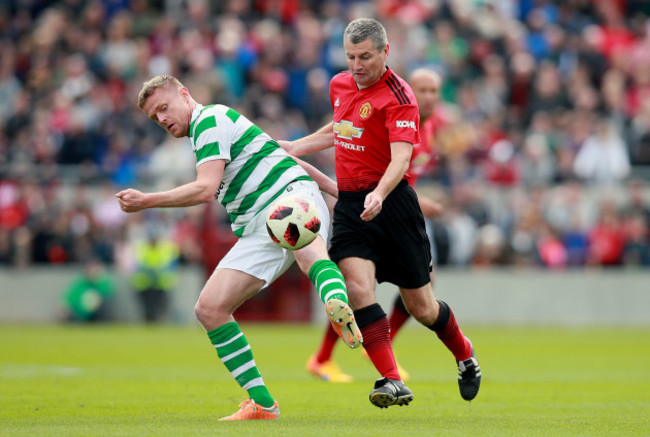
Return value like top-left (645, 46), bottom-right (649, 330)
top-left (359, 102), bottom-right (373, 119)
top-left (396, 120), bottom-right (417, 130)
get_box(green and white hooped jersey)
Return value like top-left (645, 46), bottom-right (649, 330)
top-left (189, 104), bottom-right (312, 237)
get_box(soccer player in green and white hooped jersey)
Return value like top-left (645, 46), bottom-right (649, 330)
top-left (116, 75), bottom-right (362, 421)
top-left (191, 103), bottom-right (310, 238)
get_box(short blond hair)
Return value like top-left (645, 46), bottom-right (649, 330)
top-left (138, 75), bottom-right (184, 109)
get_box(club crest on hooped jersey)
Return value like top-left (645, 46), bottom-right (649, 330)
top-left (359, 102), bottom-right (373, 119)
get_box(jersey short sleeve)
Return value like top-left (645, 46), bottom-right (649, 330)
top-left (384, 103), bottom-right (420, 145)
top-left (191, 104), bottom-right (233, 166)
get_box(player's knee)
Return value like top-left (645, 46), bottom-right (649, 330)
top-left (346, 282), bottom-right (375, 309)
top-left (194, 297), bottom-right (221, 327)
top-left (195, 291), bottom-right (235, 326)
top-left (408, 306), bottom-right (436, 326)
top-left (194, 299), bottom-right (208, 325)
top-left (403, 295), bottom-right (437, 326)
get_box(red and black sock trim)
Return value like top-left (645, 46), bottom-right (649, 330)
top-left (354, 303), bottom-right (387, 328)
top-left (428, 299), bottom-right (450, 332)
top-left (427, 299), bottom-right (472, 361)
top-left (389, 294), bottom-right (411, 342)
top-left (355, 303), bottom-right (400, 380)
top-left (393, 294), bottom-right (408, 314)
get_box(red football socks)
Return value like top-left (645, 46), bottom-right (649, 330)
top-left (388, 304), bottom-right (410, 342)
top-left (361, 316), bottom-right (401, 380)
top-left (315, 323), bottom-right (340, 363)
top-left (432, 300), bottom-right (472, 361)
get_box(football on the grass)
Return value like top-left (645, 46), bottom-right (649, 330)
top-left (266, 195), bottom-right (321, 250)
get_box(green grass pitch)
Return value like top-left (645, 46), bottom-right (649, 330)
top-left (1, 323), bottom-right (648, 436)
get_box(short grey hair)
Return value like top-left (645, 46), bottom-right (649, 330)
top-left (138, 75), bottom-right (184, 109)
top-left (344, 18), bottom-right (388, 52)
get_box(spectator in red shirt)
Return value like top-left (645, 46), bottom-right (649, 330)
top-left (587, 200), bottom-right (626, 266)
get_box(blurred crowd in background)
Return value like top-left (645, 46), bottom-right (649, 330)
top-left (1, 0), bottom-right (650, 274)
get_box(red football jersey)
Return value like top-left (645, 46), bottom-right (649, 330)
top-left (329, 67), bottom-right (420, 192)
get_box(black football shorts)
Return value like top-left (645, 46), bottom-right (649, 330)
top-left (329, 180), bottom-right (432, 288)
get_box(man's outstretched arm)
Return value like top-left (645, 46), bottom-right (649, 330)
top-left (116, 160), bottom-right (224, 212)
top-left (277, 123), bottom-right (335, 157)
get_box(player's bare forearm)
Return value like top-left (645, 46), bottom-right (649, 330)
top-left (373, 141), bottom-right (412, 200)
top-left (361, 141), bottom-right (412, 221)
top-left (116, 181), bottom-right (213, 212)
top-left (372, 159), bottom-right (409, 200)
top-left (116, 159), bottom-right (223, 212)
top-left (293, 157), bottom-right (338, 198)
top-left (278, 123), bottom-right (335, 157)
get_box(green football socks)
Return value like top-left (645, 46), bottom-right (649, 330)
top-left (308, 259), bottom-right (349, 304)
top-left (208, 322), bottom-right (275, 408)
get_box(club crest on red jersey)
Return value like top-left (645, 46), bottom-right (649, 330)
top-left (359, 102), bottom-right (373, 119)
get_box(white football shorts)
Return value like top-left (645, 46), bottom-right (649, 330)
top-left (216, 180), bottom-right (330, 288)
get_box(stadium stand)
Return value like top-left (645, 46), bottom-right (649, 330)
top-left (0, 0), bottom-right (649, 277)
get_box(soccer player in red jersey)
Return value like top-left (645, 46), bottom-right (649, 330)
top-left (379, 68), bottom-right (448, 378)
top-left (305, 68), bottom-right (447, 383)
top-left (282, 18), bottom-right (481, 407)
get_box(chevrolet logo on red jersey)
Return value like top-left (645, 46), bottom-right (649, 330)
top-left (333, 120), bottom-right (364, 140)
